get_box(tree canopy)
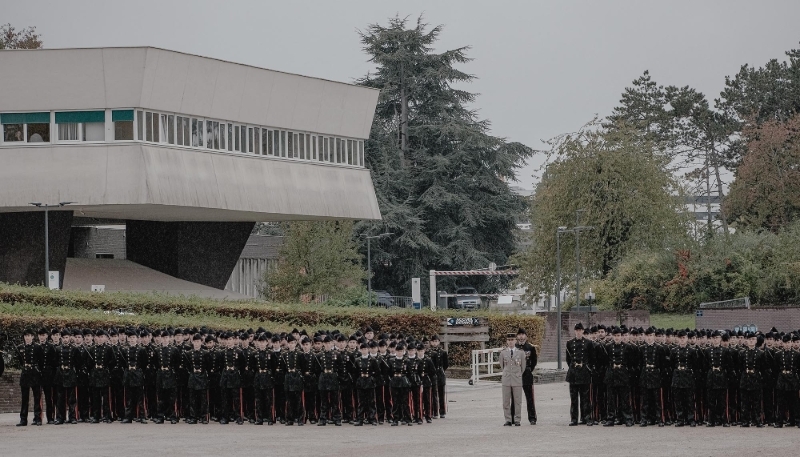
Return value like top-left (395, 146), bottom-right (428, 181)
top-left (357, 15), bottom-right (533, 296)
top-left (0, 23), bottom-right (42, 49)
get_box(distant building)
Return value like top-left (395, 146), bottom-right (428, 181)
top-left (225, 234), bottom-right (283, 298)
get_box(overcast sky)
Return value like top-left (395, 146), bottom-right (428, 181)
top-left (4, 0), bottom-right (799, 189)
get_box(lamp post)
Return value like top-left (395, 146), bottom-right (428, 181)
top-left (29, 202), bottom-right (75, 288)
top-left (573, 209), bottom-right (594, 328)
top-left (556, 226), bottom-right (569, 370)
top-left (363, 233), bottom-right (394, 306)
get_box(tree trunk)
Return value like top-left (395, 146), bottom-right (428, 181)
top-left (710, 140), bottom-right (730, 238)
top-left (400, 64), bottom-right (408, 166)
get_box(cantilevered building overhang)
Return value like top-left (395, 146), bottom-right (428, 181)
top-left (0, 47), bottom-right (381, 291)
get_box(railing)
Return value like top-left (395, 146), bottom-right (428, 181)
top-left (698, 297), bottom-right (750, 309)
top-left (470, 347), bottom-right (503, 386)
top-left (376, 296), bottom-right (414, 309)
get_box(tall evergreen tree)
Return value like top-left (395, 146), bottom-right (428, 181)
top-left (356, 16), bottom-right (533, 295)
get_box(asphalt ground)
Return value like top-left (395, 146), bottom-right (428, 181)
top-left (1, 380), bottom-right (797, 456)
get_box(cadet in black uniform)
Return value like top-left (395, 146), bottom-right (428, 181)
top-left (354, 342), bottom-right (379, 425)
top-left (418, 344), bottom-right (436, 423)
top-left (704, 330), bottom-right (730, 427)
top-left (671, 330), bottom-right (697, 427)
top-left (154, 331), bottom-right (179, 424)
top-left (250, 334), bottom-right (275, 425)
top-left (88, 330), bottom-right (113, 423)
top-left (300, 336), bottom-right (318, 424)
top-left (281, 336), bottom-right (304, 425)
top-left (429, 335), bottom-right (448, 418)
top-left (639, 328), bottom-right (667, 427)
top-left (218, 332), bottom-right (244, 425)
top-left (603, 328), bottom-right (635, 426)
top-left (37, 328), bottom-right (57, 424)
top-left (315, 335), bottom-right (342, 425)
top-left (773, 334), bottom-right (799, 427)
top-left (739, 333), bottom-right (766, 427)
top-left (55, 330), bottom-right (79, 425)
top-left (17, 328), bottom-right (44, 426)
top-left (185, 333), bottom-right (211, 424)
top-left (375, 340), bottom-right (392, 424)
top-left (123, 331), bottom-right (148, 424)
top-left (566, 323), bottom-right (594, 426)
top-left (390, 343), bottom-right (412, 425)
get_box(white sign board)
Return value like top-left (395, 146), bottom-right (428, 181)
top-left (91, 285), bottom-right (106, 293)
top-left (411, 278), bottom-right (421, 307)
top-left (47, 271), bottom-right (59, 290)
top-left (498, 294), bottom-right (513, 305)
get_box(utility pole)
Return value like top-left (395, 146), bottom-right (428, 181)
top-left (29, 201), bottom-right (75, 288)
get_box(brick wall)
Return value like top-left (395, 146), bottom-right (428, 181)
top-left (539, 310), bottom-right (650, 363)
top-left (1, 371), bottom-right (25, 414)
top-left (696, 307), bottom-right (800, 332)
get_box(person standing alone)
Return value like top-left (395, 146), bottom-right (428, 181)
top-left (500, 333), bottom-right (525, 426)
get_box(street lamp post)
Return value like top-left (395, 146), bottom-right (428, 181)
top-left (29, 202), bottom-right (75, 288)
top-left (363, 233), bottom-right (394, 306)
top-left (556, 226), bottom-right (569, 370)
top-left (573, 210), bottom-right (594, 328)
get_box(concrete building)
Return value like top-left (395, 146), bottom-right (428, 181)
top-left (0, 47), bottom-right (381, 295)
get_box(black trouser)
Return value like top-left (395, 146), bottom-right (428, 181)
top-left (522, 383), bottom-right (537, 422)
top-left (694, 383), bottom-right (706, 423)
top-left (660, 380), bottom-right (673, 422)
top-left (706, 388), bottom-right (726, 424)
top-left (434, 383), bottom-right (446, 416)
top-left (19, 383), bottom-right (42, 424)
top-left (727, 385), bottom-right (740, 423)
top-left (341, 387), bottom-right (355, 421)
top-left (125, 385), bottom-right (145, 420)
top-left (56, 386), bottom-right (77, 422)
top-left (409, 385), bottom-right (422, 421)
top-left (740, 388), bottom-right (762, 424)
top-left (42, 384), bottom-right (55, 422)
top-left (77, 384), bottom-right (89, 421)
top-left (593, 380), bottom-right (607, 421)
top-left (285, 390), bottom-right (303, 422)
top-left (273, 384), bottom-right (286, 420)
top-left (630, 382), bottom-right (641, 422)
top-left (606, 385), bottom-right (632, 423)
top-left (391, 387), bottom-right (410, 423)
top-left (145, 380), bottom-right (157, 418)
top-left (157, 386), bottom-right (176, 420)
top-left (221, 387), bottom-right (242, 422)
top-left (421, 384), bottom-right (434, 420)
top-left (91, 385), bottom-right (111, 420)
top-left (254, 388), bottom-right (273, 423)
top-left (763, 385), bottom-right (776, 424)
top-left (188, 388), bottom-right (208, 421)
top-left (569, 383), bottom-right (591, 422)
top-left (303, 390), bottom-right (318, 422)
top-left (673, 387), bottom-right (694, 423)
top-left (319, 390), bottom-right (341, 422)
top-left (356, 388), bottom-right (376, 422)
top-left (376, 385), bottom-right (388, 421)
top-left (776, 389), bottom-right (799, 424)
top-left (641, 387), bottom-right (661, 424)
top-left (111, 382), bottom-right (124, 420)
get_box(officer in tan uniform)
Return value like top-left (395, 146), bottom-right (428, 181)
top-left (500, 333), bottom-right (525, 426)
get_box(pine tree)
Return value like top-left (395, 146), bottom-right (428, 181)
top-left (357, 16), bottom-right (533, 295)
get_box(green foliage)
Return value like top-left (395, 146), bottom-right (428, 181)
top-left (356, 15), bottom-right (533, 296)
top-left (514, 121), bottom-right (691, 302)
top-left (724, 115), bottom-right (800, 232)
top-left (262, 221), bottom-right (366, 302)
top-left (589, 222), bottom-right (800, 313)
top-left (0, 23), bottom-right (42, 50)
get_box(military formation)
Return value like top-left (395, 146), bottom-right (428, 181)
top-left (13, 326), bottom-right (449, 427)
top-left (565, 323), bottom-right (800, 428)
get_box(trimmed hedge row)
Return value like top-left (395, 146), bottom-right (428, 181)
top-left (0, 285), bottom-right (544, 366)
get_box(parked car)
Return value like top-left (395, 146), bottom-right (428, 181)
top-left (373, 290), bottom-right (393, 308)
top-left (454, 287), bottom-right (481, 310)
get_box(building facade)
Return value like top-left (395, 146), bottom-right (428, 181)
top-left (0, 47), bottom-right (381, 292)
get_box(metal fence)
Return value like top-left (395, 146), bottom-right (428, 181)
top-left (470, 347), bottom-right (503, 386)
top-left (375, 296), bottom-right (415, 309)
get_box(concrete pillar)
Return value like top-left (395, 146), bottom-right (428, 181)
top-left (126, 220), bottom-right (255, 290)
top-left (0, 210), bottom-right (73, 287)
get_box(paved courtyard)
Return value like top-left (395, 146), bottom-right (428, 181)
top-left (2, 380), bottom-right (797, 456)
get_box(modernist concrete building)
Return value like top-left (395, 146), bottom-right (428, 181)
top-left (0, 47), bottom-right (381, 294)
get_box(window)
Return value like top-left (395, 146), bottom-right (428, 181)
top-left (55, 111), bottom-right (105, 142)
top-left (227, 124), bottom-right (233, 151)
top-left (359, 140), bottom-right (364, 166)
top-left (1, 112), bottom-right (50, 143)
top-left (323, 137), bottom-right (329, 162)
top-left (112, 110), bottom-right (134, 141)
top-left (95, 253), bottom-right (114, 259)
top-left (83, 122), bottom-right (104, 141)
top-left (160, 114), bottom-right (170, 144)
top-left (253, 127), bottom-right (260, 154)
top-left (261, 129), bottom-right (272, 155)
top-left (207, 121), bottom-right (214, 149)
top-left (266, 129), bottom-right (274, 155)
top-left (176, 116), bottom-right (189, 146)
top-left (299, 133), bottom-right (305, 159)
top-left (167, 115), bottom-right (175, 144)
top-left (58, 123), bottom-right (79, 141)
top-left (287, 132), bottom-right (294, 158)
top-left (220, 123), bottom-right (226, 150)
top-left (336, 138), bottom-right (342, 163)
top-left (146, 112), bottom-right (154, 142)
top-left (280, 131), bottom-right (286, 157)
top-left (318, 136), bottom-right (324, 162)
top-left (213, 122), bottom-right (220, 149)
top-left (248, 127), bottom-right (254, 153)
top-left (347, 139), bottom-right (353, 165)
top-left (234, 125), bottom-right (240, 151)
top-left (191, 118), bottom-right (203, 147)
top-left (311, 135), bottom-right (317, 160)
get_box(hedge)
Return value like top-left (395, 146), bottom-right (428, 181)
top-left (0, 284), bottom-right (544, 367)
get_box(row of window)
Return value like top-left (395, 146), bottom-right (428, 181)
top-left (0, 110), bottom-right (365, 167)
top-left (136, 110), bottom-right (364, 166)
